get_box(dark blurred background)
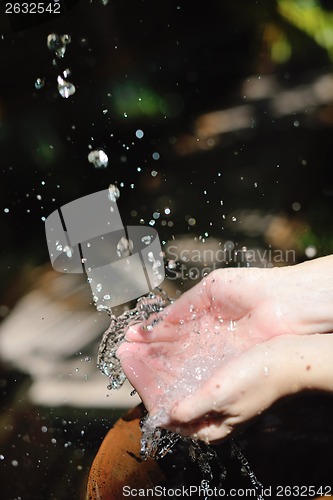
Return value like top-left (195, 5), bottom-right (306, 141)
top-left (1, 0), bottom-right (333, 498)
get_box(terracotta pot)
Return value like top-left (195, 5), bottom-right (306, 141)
top-left (86, 404), bottom-right (165, 499)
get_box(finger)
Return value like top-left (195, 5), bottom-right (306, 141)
top-left (195, 419), bottom-right (234, 443)
top-left (160, 268), bottom-right (251, 325)
top-left (166, 415), bottom-right (235, 443)
top-left (117, 343), bottom-right (166, 411)
top-left (158, 273), bottom-right (218, 325)
top-left (170, 381), bottom-right (223, 424)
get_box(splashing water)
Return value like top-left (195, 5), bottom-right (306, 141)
top-left (97, 289), bottom-right (171, 390)
top-left (231, 439), bottom-right (265, 500)
top-left (97, 288), bottom-right (265, 499)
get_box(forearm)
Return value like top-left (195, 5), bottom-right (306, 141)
top-left (168, 333), bottom-right (333, 443)
top-left (285, 332), bottom-right (333, 394)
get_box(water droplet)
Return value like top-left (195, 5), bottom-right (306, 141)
top-left (62, 34), bottom-right (71, 45)
top-left (62, 68), bottom-right (71, 79)
top-left (63, 245), bottom-right (73, 258)
top-left (147, 251), bottom-right (154, 262)
top-left (11, 460), bottom-right (18, 467)
top-left (151, 170), bottom-right (158, 177)
top-left (41, 426), bottom-right (48, 433)
top-left (87, 149), bottom-right (108, 168)
top-left (108, 184), bottom-right (120, 202)
top-left (141, 235), bottom-right (152, 245)
top-left (136, 129), bottom-right (144, 139)
top-left (35, 77), bottom-right (45, 90)
top-left (47, 33), bottom-right (70, 58)
top-left (57, 76), bottom-right (76, 98)
top-left (292, 201), bottom-right (301, 211)
top-left (117, 237), bottom-right (133, 258)
top-left (228, 320), bottom-right (236, 331)
top-left (96, 304), bottom-right (112, 313)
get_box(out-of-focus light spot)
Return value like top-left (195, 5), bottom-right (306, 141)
top-left (113, 83), bottom-right (161, 117)
top-left (195, 105), bottom-right (254, 139)
top-left (242, 75), bottom-right (279, 100)
top-left (152, 152), bottom-right (160, 160)
top-left (292, 201), bottom-right (301, 211)
top-left (305, 245), bottom-right (317, 258)
top-left (159, 93), bottom-right (184, 118)
top-left (278, 0), bottom-right (333, 60)
top-left (271, 74), bottom-right (333, 117)
top-left (272, 34), bottom-right (291, 63)
top-left (136, 129), bottom-right (144, 139)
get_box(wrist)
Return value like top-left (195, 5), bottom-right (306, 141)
top-left (270, 334), bottom-right (333, 397)
top-left (275, 256), bottom-right (333, 335)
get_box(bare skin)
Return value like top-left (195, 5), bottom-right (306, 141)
top-left (117, 255), bottom-right (333, 443)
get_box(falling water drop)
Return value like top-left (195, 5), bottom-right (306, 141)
top-left (57, 76), bottom-right (76, 98)
top-left (87, 149), bottom-right (108, 168)
top-left (141, 235), bottom-right (153, 245)
top-left (116, 237), bottom-right (134, 258)
top-left (47, 33), bottom-right (71, 58)
top-left (35, 77), bottom-right (45, 90)
top-left (108, 184), bottom-right (120, 202)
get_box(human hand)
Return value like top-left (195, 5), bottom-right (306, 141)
top-left (117, 257), bottom-right (333, 441)
top-left (166, 332), bottom-right (333, 442)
